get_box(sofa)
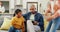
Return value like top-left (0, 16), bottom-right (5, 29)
top-left (0, 17), bottom-right (60, 32)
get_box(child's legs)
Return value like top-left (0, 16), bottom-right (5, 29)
top-left (49, 18), bottom-right (60, 32)
top-left (45, 20), bottom-right (53, 32)
top-left (9, 26), bottom-right (21, 32)
top-left (8, 26), bottom-right (15, 32)
top-left (15, 29), bottom-right (22, 32)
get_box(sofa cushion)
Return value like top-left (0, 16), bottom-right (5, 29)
top-left (0, 17), bottom-right (11, 30)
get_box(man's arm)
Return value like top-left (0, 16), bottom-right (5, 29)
top-left (38, 14), bottom-right (44, 31)
top-left (23, 14), bottom-right (28, 20)
top-left (38, 15), bottom-right (44, 26)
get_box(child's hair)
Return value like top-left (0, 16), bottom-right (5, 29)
top-left (13, 9), bottom-right (22, 17)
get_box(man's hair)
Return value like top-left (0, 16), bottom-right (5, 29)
top-left (30, 4), bottom-right (36, 10)
top-left (30, 4), bottom-right (35, 8)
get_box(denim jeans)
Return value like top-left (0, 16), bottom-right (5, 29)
top-left (49, 17), bottom-right (60, 32)
top-left (8, 26), bottom-right (21, 32)
top-left (45, 20), bottom-right (53, 32)
top-left (45, 17), bottom-right (60, 32)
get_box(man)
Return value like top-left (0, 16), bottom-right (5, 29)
top-left (23, 5), bottom-right (44, 32)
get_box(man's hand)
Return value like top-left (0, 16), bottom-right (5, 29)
top-left (33, 21), bottom-right (39, 25)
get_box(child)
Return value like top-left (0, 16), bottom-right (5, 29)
top-left (9, 9), bottom-right (25, 32)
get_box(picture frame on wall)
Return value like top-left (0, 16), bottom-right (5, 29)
top-left (0, 1), bottom-right (9, 13)
top-left (27, 2), bottom-right (38, 12)
top-left (2, 1), bottom-right (9, 13)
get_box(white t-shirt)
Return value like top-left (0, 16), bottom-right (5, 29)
top-left (0, 5), bottom-right (5, 13)
top-left (30, 14), bottom-right (35, 21)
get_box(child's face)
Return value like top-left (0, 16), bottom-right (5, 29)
top-left (17, 12), bottom-right (22, 17)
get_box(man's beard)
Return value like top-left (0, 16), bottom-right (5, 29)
top-left (31, 11), bottom-right (36, 14)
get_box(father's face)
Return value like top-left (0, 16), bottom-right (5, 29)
top-left (30, 5), bottom-right (36, 13)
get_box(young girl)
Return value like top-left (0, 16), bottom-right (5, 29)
top-left (9, 9), bottom-right (25, 32)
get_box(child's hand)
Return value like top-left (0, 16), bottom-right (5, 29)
top-left (17, 28), bottom-right (21, 30)
top-left (17, 27), bottom-right (22, 30)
